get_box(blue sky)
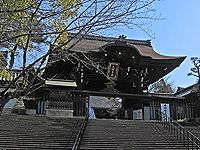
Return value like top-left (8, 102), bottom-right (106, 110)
top-left (6, 1), bottom-right (198, 89)
top-left (122, 0), bottom-right (200, 88)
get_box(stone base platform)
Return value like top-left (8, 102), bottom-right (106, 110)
top-left (46, 109), bottom-right (73, 118)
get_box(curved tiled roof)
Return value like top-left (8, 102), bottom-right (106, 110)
top-left (131, 44), bottom-right (181, 60)
top-left (44, 34), bottom-right (186, 87)
top-left (67, 34), bottom-right (185, 60)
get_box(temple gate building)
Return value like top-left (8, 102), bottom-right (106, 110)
top-left (12, 34), bottom-right (199, 121)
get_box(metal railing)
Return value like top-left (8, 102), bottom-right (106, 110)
top-left (156, 108), bottom-right (200, 149)
top-left (67, 119), bottom-right (82, 148)
top-left (72, 108), bottom-right (89, 150)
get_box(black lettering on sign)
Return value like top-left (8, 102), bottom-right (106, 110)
top-left (107, 62), bottom-right (120, 81)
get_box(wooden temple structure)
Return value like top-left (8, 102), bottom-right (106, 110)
top-left (23, 33), bottom-right (199, 121)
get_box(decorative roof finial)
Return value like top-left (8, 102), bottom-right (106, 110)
top-left (115, 35), bottom-right (127, 46)
top-left (119, 35), bottom-right (127, 40)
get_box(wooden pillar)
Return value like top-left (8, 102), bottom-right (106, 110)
top-left (150, 100), bottom-right (152, 120)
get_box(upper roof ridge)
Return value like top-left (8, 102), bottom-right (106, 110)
top-left (67, 33), bottom-right (152, 46)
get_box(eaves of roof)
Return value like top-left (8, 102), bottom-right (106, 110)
top-left (67, 33), bottom-right (186, 61)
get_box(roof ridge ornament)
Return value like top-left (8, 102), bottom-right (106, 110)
top-left (147, 39), bottom-right (151, 46)
top-left (115, 35), bottom-right (127, 46)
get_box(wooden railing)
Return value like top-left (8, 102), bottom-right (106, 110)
top-left (46, 100), bottom-right (73, 110)
top-left (156, 108), bottom-right (200, 149)
top-left (72, 109), bottom-right (89, 150)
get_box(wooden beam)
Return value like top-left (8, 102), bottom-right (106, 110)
top-left (70, 90), bottom-right (187, 100)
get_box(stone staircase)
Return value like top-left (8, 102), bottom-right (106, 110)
top-left (180, 124), bottom-right (200, 148)
top-left (80, 119), bottom-right (189, 150)
top-left (184, 125), bottom-right (200, 138)
top-left (0, 114), bottom-right (83, 150)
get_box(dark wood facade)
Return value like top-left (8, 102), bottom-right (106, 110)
top-left (43, 34), bottom-right (186, 94)
top-left (28, 88), bottom-right (89, 116)
top-left (30, 34), bottom-right (194, 120)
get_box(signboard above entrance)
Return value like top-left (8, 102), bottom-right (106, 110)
top-left (107, 62), bottom-right (120, 81)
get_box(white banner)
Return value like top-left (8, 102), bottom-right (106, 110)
top-left (133, 109), bottom-right (142, 120)
top-left (161, 103), bottom-right (170, 122)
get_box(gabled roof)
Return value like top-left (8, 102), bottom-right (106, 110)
top-left (175, 84), bottom-right (197, 97)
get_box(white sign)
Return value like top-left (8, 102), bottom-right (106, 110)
top-left (161, 103), bottom-right (170, 122)
top-left (133, 109), bottom-right (142, 120)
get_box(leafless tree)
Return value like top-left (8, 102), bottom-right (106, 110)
top-left (188, 57), bottom-right (200, 94)
top-left (0, 0), bottom-right (163, 115)
top-left (148, 77), bottom-right (176, 93)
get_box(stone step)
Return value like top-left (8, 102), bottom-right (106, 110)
top-left (0, 145), bottom-right (72, 150)
top-left (0, 114), bottom-right (83, 149)
top-left (80, 146), bottom-right (189, 150)
top-left (80, 119), bottom-right (188, 149)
